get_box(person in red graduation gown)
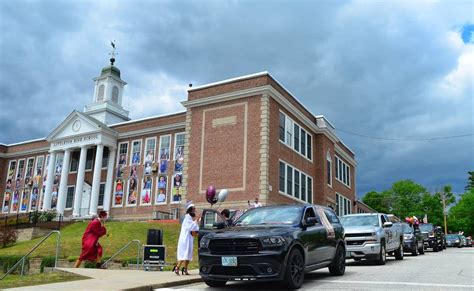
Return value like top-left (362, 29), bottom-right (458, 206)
top-left (74, 210), bottom-right (107, 268)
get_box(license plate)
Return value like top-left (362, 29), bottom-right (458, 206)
top-left (221, 256), bottom-right (237, 267)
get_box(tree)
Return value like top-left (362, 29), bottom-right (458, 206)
top-left (390, 180), bottom-right (426, 219)
top-left (362, 190), bottom-right (391, 213)
top-left (448, 189), bottom-right (474, 235)
top-left (465, 171), bottom-right (474, 191)
top-left (420, 192), bottom-right (444, 226)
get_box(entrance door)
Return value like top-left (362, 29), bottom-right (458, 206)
top-left (80, 183), bottom-right (91, 217)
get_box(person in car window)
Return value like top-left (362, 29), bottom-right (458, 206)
top-left (213, 209), bottom-right (233, 229)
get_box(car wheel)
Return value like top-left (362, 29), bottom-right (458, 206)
top-left (204, 280), bottom-right (227, 287)
top-left (412, 241), bottom-right (419, 256)
top-left (395, 242), bottom-right (404, 260)
top-left (376, 242), bottom-right (386, 265)
top-left (329, 244), bottom-right (346, 276)
top-left (433, 244), bottom-right (439, 252)
top-left (419, 245), bottom-right (425, 255)
top-left (284, 249), bottom-right (305, 289)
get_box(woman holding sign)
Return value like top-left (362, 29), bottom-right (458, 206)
top-left (173, 202), bottom-right (199, 275)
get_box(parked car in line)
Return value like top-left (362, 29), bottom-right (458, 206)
top-left (420, 224), bottom-right (444, 252)
top-left (340, 213), bottom-right (404, 265)
top-left (445, 234), bottom-right (462, 248)
top-left (401, 223), bottom-right (425, 256)
top-left (198, 204), bottom-right (346, 289)
top-left (466, 236), bottom-right (472, 247)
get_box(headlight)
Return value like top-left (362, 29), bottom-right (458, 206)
top-left (404, 234), bottom-right (414, 239)
top-left (200, 237), bottom-right (210, 249)
top-left (262, 236), bottom-right (285, 246)
top-left (455, 240), bottom-right (460, 243)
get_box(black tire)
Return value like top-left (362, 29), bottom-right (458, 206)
top-left (375, 242), bottom-right (386, 265)
top-left (329, 244), bottom-right (346, 276)
top-left (394, 241), bottom-right (404, 260)
top-left (411, 241), bottom-right (419, 256)
top-left (204, 280), bottom-right (227, 287)
top-left (284, 249), bottom-right (305, 289)
top-left (419, 244), bottom-right (425, 255)
top-left (433, 243), bottom-right (439, 252)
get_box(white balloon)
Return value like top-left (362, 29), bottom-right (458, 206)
top-left (217, 189), bottom-right (229, 203)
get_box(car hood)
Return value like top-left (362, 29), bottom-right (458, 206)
top-left (204, 225), bottom-right (293, 239)
top-left (343, 225), bottom-right (378, 234)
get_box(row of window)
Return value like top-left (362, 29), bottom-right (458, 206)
top-left (336, 193), bottom-right (352, 216)
top-left (279, 111), bottom-right (312, 160)
top-left (335, 156), bottom-right (351, 187)
top-left (279, 160), bottom-right (313, 204)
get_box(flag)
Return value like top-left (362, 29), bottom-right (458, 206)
top-left (423, 214), bottom-right (428, 223)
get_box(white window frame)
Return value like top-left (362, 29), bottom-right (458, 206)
top-left (98, 182), bottom-right (106, 209)
top-left (116, 141), bottom-right (129, 167)
top-left (6, 160), bottom-right (17, 181)
top-left (335, 155), bottom-right (351, 188)
top-left (140, 176), bottom-right (153, 206)
top-left (19, 188), bottom-right (30, 213)
top-left (65, 185), bottom-right (75, 210)
top-left (28, 185), bottom-right (40, 212)
top-left (278, 110), bottom-right (313, 162)
top-left (69, 150), bottom-right (79, 173)
top-left (25, 157), bottom-right (35, 179)
top-left (101, 147), bottom-right (110, 170)
top-left (327, 151), bottom-right (332, 187)
top-left (35, 155), bottom-right (45, 176)
top-left (336, 193), bottom-right (352, 216)
top-left (130, 139), bottom-right (143, 165)
top-left (173, 132), bottom-right (185, 161)
top-left (155, 175), bottom-right (168, 205)
top-left (143, 137), bottom-right (157, 164)
top-left (112, 178), bottom-right (126, 208)
top-left (126, 178), bottom-right (139, 207)
top-left (84, 148), bottom-right (93, 172)
top-left (278, 159), bottom-right (314, 204)
top-left (16, 159), bottom-right (25, 180)
top-left (158, 134), bottom-right (172, 161)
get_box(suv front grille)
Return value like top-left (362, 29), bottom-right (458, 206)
top-left (346, 240), bottom-right (365, 246)
top-left (209, 239), bottom-right (261, 255)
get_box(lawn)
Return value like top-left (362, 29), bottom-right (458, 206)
top-left (0, 272), bottom-right (87, 289)
top-left (0, 220), bottom-right (199, 270)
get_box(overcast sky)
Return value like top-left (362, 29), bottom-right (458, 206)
top-left (0, 0), bottom-right (472, 197)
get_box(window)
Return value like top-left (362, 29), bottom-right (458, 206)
top-left (174, 133), bottom-right (185, 160)
top-left (16, 159), bottom-right (25, 180)
top-left (279, 162), bottom-right (285, 192)
top-left (326, 152), bottom-right (332, 186)
top-left (97, 84), bottom-right (105, 101)
top-left (112, 86), bottom-right (119, 103)
top-left (70, 151), bottom-right (80, 172)
top-left (130, 140), bottom-right (142, 165)
top-left (117, 142), bottom-right (129, 166)
top-left (279, 112), bottom-right (285, 142)
top-left (336, 193), bottom-right (351, 216)
top-left (279, 111), bottom-right (312, 160)
top-left (101, 147), bottom-right (109, 168)
top-left (144, 137), bottom-right (156, 163)
top-left (98, 183), bottom-right (105, 207)
top-left (158, 135), bottom-right (171, 160)
top-left (85, 149), bottom-right (94, 171)
top-left (66, 186), bottom-right (74, 209)
top-left (279, 160), bottom-right (313, 204)
top-left (25, 158), bottom-right (35, 179)
top-left (34, 156), bottom-right (44, 177)
top-left (335, 156), bottom-right (351, 187)
top-left (325, 209), bottom-right (340, 224)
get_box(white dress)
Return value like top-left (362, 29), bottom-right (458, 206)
top-left (177, 214), bottom-right (199, 261)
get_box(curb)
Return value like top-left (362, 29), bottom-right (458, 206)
top-left (123, 278), bottom-right (203, 291)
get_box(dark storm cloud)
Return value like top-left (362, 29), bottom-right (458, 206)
top-left (0, 0), bottom-right (472, 196)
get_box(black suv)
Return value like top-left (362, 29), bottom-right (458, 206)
top-left (198, 204), bottom-right (346, 289)
top-left (401, 223), bottom-right (425, 256)
top-left (420, 223), bottom-right (444, 252)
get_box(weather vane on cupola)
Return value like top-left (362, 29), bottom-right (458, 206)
top-left (109, 40), bottom-right (117, 66)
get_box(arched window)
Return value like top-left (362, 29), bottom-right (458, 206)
top-left (112, 86), bottom-right (119, 103)
top-left (97, 84), bottom-right (105, 101)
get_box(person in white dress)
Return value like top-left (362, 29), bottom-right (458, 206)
top-left (174, 203), bottom-right (199, 275)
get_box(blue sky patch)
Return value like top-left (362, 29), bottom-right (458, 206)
top-left (460, 23), bottom-right (474, 43)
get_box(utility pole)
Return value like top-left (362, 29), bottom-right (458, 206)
top-left (441, 191), bottom-right (447, 235)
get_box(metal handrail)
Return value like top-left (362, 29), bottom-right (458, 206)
top-left (101, 239), bottom-right (141, 270)
top-left (1, 230), bottom-right (61, 280)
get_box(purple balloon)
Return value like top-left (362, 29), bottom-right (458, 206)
top-left (206, 185), bottom-right (216, 205)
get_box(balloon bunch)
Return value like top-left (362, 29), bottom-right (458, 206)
top-left (405, 216), bottom-right (419, 226)
top-left (205, 185), bottom-right (229, 207)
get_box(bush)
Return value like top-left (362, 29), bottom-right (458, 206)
top-left (67, 256), bottom-right (79, 262)
top-left (40, 210), bottom-right (57, 222)
top-left (121, 257), bottom-right (143, 267)
top-left (30, 211), bottom-right (42, 224)
top-left (0, 227), bottom-right (17, 248)
top-left (40, 256), bottom-right (56, 273)
top-left (0, 255), bottom-right (29, 274)
top-left (84, 261), bottom-right (97, 268)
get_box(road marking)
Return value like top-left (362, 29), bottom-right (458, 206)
top-left (318, 280), bottom-right (474, 288)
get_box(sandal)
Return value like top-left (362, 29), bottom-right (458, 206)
top-left (181, 267), bottom-right (190, 275)
top-left (173, 265), bottom-right (180, 276)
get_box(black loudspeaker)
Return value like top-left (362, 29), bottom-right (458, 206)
top-left (147, 229), bottom-right (163, 245)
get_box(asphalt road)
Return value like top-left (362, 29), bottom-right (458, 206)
top-left (163, 248), bottom-right (474, 290)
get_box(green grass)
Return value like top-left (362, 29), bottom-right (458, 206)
top-left (0, 221), bottom-right (199, 270)
top-left (0, 272), bottom-right (87, 289)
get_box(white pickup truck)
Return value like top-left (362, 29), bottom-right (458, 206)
top-left (340, 213), bottom-right (404, 265)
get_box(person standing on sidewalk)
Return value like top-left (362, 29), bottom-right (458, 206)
top-left (74, 210), bottom-right (107, 268)
top-left (173, 203), bottom-right (199, 275)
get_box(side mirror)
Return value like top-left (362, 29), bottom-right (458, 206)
top-left (383, 222), bottom-right (393, 228)
top-left (305, 217), bottom-right (318, 227)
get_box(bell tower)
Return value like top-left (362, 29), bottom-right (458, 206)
top-left (84, 41), bottom-right (130, 124)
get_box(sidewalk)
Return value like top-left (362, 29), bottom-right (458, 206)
top-left (6, 268), bottom-right (202, 291)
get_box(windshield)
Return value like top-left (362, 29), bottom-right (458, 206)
top-left (234, 206), bottom-right (302, 226)
top-left (402, 224), bottom-right (413, 234)
top-left (446, 234), bottom-right (458, 240)
top-left (339, 215), bottom-right (379, 227)
top-left (420, 224), bottom-right (434, 232)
